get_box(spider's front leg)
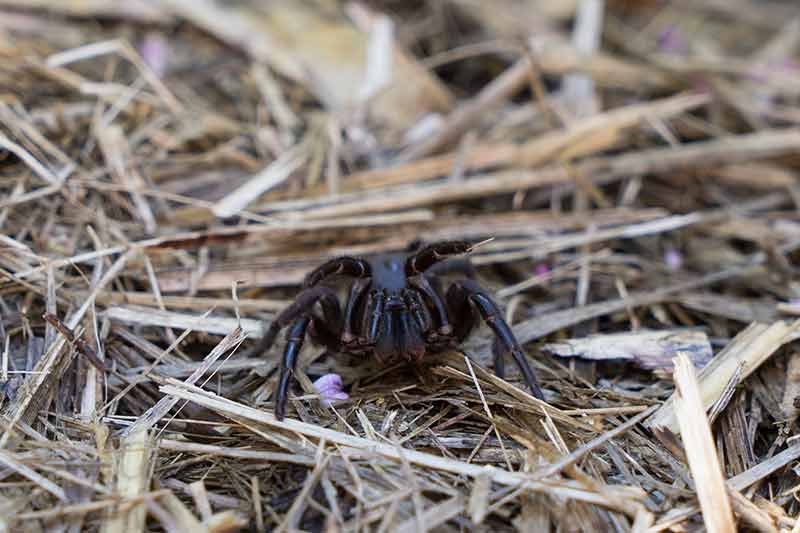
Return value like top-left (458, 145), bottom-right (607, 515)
top-left (304, 256), bottom-right (371, 288)
top-left (405, 240), bottom-right (475, 276)
top-left (275, 316), bottom-right (311, 420)
top-left (247, 286), bottom-right (339, 360)
top-left (447, 279), bottom-right (545, 400)
top-left (274, 307), bottom-right (344, 419)
top-left (244, 285), bottom-right (341, 419)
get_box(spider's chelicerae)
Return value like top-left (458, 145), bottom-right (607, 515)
top-left (261, 240), bottom-right (545, 419)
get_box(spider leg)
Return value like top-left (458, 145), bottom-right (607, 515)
top-left (366, 291), bottom-right (386, 344)
top-left (492, 338), bottom-right (506, 379)
top-left (358, 290), bottom-right (375, 343)
top-left (243, 286), bottom-right (340, 364)
top-left (259, 286), bottom-right (339, 352)
top-left (318, 292), bottom-right (343, 332)
top-left (275, 316), bottom-right (311, 420)
top-left (449, 280), bottom-right (544, 400)
top-left (403, 289), bottom-right (432, 333)
top-left (405, 241), bottom-right (475, 276)
top-left (409, 276), bottom-right (452, 335)
top-left (341, 278), bottom-right (371, 342)
top-left (304, 256), bottom-right (371, 288)
top-left (445, 283), bottom-right (476, 342)
top-left (408, 287), bottom-right (453, 352)
top-left (308, 314), bottom-right (342, 353)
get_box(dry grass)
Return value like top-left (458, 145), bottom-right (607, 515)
top-left (2, 0), bottom-right (800, 531)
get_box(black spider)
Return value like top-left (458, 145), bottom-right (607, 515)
top-left (259, 240), bottom-right (545, 420)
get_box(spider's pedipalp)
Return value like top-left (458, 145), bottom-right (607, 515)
top-left (410, 275), bottom-right (451, 335)
top-left (366, 290), bottom-right (386, 344)
top-left (341, 278), bottom-right (370, 342)
top-left (403, 289), bottom-right (432, 333)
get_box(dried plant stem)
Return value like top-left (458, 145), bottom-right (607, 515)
top-left (647, 320), bottom-right (800, 449)
top-left (160, 380), bottom-right (645, 516)
top-left (672, 352), bottom-right (735, 532)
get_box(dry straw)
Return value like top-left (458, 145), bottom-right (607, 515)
top-left (1, 0), bottom-right (800, 531)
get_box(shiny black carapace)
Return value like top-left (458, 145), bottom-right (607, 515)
top-left (260, 241), bottom-right (545, 419)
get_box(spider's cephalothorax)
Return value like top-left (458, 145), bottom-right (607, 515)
top-left (260, 241), bottom-right (545, 420)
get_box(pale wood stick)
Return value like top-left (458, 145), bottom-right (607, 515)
top-left (672, 352), bottom-right (735, 533)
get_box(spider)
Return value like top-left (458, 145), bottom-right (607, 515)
top-left (260, 240), bottom-right (545, 420)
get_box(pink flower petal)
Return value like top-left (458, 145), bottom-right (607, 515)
top-left (139, 32), bottom-right (168, 78)
top-left (664, 248), bottom-right (683, 270)
top-left (313, 373), bottom-right (349, 408)
top-left (658, 26), bottom-right (688, 54)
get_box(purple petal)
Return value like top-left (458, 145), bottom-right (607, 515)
top-left (664, 248), bottom-right (683, 270)
top-left (313, 373), bottom-right (349, 407)
top-left (658, 26), bottom-right (688, 54)
top-left (139, 32), bottom-right (168, 78)
top-left (314, 373), bottom-right (342, 390)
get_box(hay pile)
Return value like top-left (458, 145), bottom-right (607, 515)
top-left (2, 1), bottom-right (800, 530)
